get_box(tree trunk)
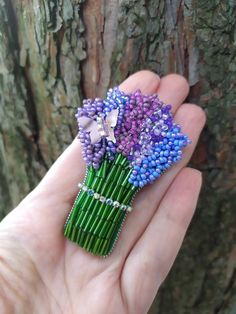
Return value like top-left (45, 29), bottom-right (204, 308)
top-left (0, 0), bottom-right (235, 313)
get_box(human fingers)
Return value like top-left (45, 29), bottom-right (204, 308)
top-left (121, 168), bottom-right (202, 313)
top-left (112, 104), bottom-right (205, 260)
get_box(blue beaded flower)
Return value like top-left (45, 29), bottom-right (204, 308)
top-left (129, 123), bottom-right (190, 187)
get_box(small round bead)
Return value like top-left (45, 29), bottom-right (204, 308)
top-left (100, 196), bottom-right (106, 203)
top-left (113, 201), bottom-right (120, 208)
top-left (82, 186), bottom-right (88, 191)
top-left (126, 206), bottom-right (132, 212)
top-left (94, 193), bottom-right (100, 199)
top-left (106, 198), bottom-right (113, 205)
top-left (88, 189), bottom-right (94, 196)
top-left (78, 183), bottom-right (83, 188)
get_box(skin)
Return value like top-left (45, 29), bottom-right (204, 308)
top-left (0, 71), bottom-right (206, 314)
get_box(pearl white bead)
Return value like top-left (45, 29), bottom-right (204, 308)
top-left (113, 201), bottom-right (120, 208)
top-left (100, 196), bottom-right (106, 203)
top-left (127, 206), bottom-right (132, 212)
top-left (94, 193), bottom-right (100, 199)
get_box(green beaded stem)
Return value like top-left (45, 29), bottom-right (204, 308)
top-left (64, 153), bottom-right (138, 256)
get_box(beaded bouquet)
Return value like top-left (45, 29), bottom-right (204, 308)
top-left (64, 87), bottom-right (190, 256)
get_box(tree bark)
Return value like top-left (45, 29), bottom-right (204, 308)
top-left (0, 0), bottom-right (235, 313)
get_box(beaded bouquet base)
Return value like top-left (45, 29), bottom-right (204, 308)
top-left (64, 154), bottom-right (137, 256)
top-left (64, 87), bottom-right (189, 256)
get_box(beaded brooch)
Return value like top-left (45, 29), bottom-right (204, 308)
top-left (64, 87), bottom-right (190, 256)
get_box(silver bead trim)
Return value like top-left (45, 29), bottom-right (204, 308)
top-left (77, 182), bottom-right (133, 212)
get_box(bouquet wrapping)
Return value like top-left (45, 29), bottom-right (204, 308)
top-left (64, 87), bottom-right (189, 256)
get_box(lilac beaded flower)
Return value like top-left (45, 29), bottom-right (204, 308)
top-left (75, 88), bottom-right (129, 168)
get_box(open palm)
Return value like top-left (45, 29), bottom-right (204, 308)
top-left (0, 71), bottom-right (205, 314)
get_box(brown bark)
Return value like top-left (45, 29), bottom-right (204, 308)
top-left (0, 0), bottom-right (235, 313)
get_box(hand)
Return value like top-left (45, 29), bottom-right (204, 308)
top-left (0, 71), bottom-right (206, 314)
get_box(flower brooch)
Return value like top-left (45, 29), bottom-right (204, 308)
top-left (64, 87), bottom-right (190, 256)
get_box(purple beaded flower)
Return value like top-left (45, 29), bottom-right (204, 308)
top-left (114, 90), bottom-right (161, 155)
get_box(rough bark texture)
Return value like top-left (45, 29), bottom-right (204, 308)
top-left (0, 0), bottom-right (235, 313)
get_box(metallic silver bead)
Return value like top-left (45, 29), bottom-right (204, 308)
top-left (120, 204), bottom-right (127, 211)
